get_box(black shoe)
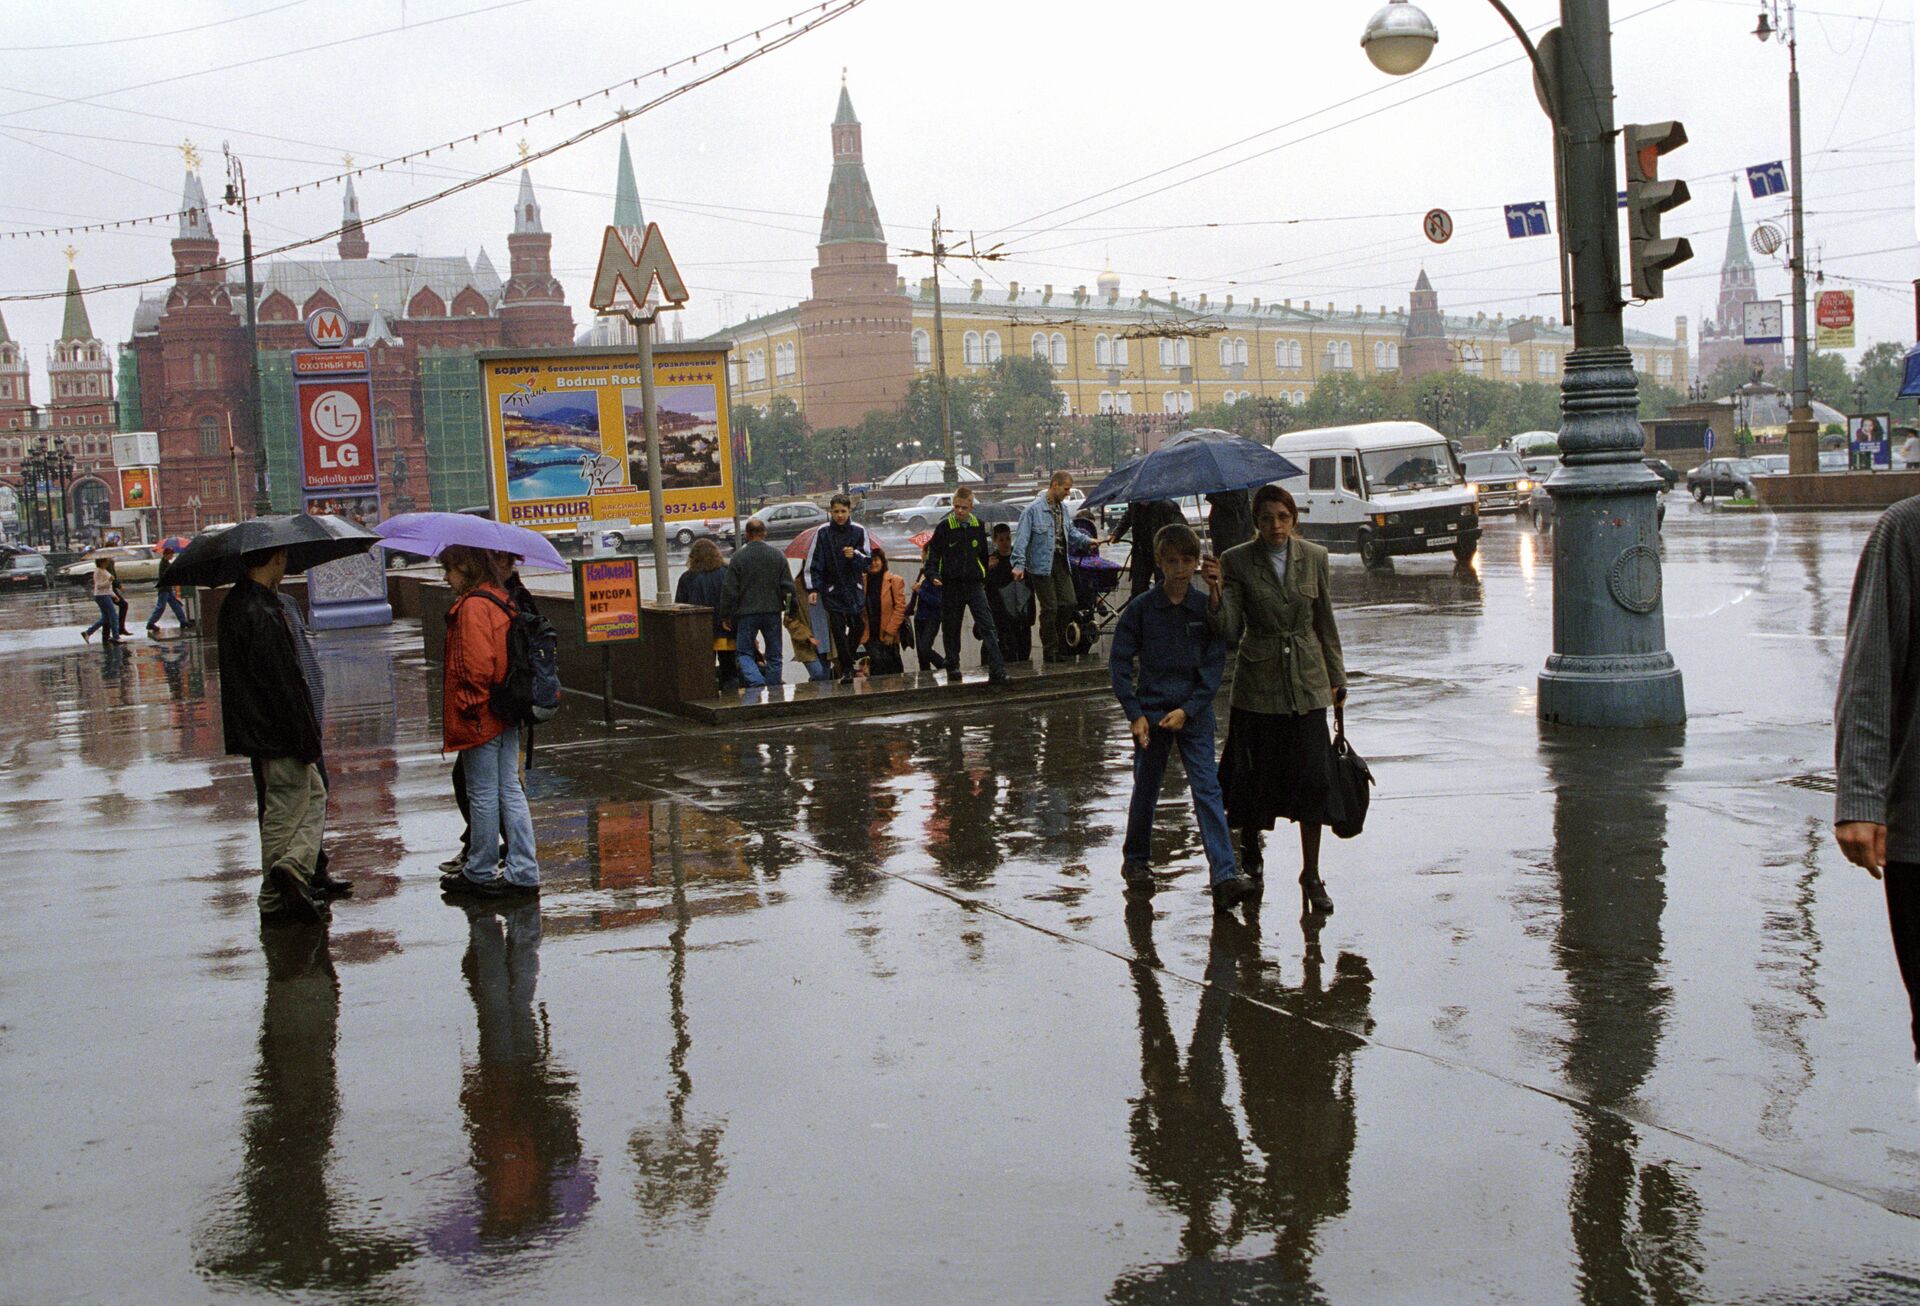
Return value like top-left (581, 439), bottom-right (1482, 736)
top-left (310, 867), bottom-right (354, 898)
top-left (1300, 874), bottom-right (1334, 916)
top-left (988, 672), bottom-right (1011, 687)
top-left (441, 873), bottom-right (521, 900)
top-left (1121, 860), bottom-right (1156, 897)
top-left (266, 866), bottom-right (327, 925)
top-left (1212, 874), bottom-right (1256, 913)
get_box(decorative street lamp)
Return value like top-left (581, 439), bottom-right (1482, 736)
top-left (1039, 414), bottom-right (1058, 474)
top-left (1364, 0), bottom-right (1685, 728)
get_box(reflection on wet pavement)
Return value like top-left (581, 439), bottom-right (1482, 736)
top-left (4, 506), bottom-right (1920, 1301)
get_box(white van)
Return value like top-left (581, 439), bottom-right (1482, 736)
top-left (1271, 421), bottom-right (1481, 568)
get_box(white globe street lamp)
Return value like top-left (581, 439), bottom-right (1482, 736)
top-left (1361, 0), bottom-right (1439, 75)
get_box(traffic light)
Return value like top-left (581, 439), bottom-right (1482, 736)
top-left (1624, 121), bottom-right (1693, 301)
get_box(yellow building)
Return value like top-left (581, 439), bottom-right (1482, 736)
top-left (721, 265), bottom-right (1687, 423)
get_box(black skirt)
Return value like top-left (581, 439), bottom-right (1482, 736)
top-left (1220, 705), bottom-right (1336, 829)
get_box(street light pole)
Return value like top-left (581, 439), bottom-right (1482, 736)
top-left (224, 146), bottom-right (270, 516)
top-left (1755, 2), bottom-right (1816, 474)
top-left (1364, 0), bottom-right (1684, 727)
top-left (928, 211), bottom-right (958, 492)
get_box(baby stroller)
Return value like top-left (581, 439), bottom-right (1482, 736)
top-left (1062, 523), bottom-right (1125, 655)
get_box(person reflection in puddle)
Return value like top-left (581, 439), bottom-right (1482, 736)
top-left (427, 900), bottom-right (594, 1261)
top-left (195, 926), bottom-right (415, 1291)
top-left (1115, 903), bottom-right (1371, 1298)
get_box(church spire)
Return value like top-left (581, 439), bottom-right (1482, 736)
top-left (60, 265), bottom-right (94, 342)
top-left (612, 133), bottom-right (645, 238)
top-left (819, 76), bottom-right (884, 247)
top-left (1722, 187), bottom-right (1753, 272)
top-left (514, 168), bottom-right (543, 234)
top-left (338, 174), bottom-right (369, 259)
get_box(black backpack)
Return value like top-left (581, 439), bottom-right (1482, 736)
top-left (474, 591), bottom-right (562, 725)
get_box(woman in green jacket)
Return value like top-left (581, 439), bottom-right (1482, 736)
top-left (1204, 484), bottom-right (1348, 914)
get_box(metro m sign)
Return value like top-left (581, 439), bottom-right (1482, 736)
top-left (298, 377), bottom-right (377, 490)
top-left (589, 222), bottom-right (688, 323)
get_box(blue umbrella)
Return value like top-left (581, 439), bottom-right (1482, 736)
top-left (1899, 342), bottom-right (1920, 398)
top-left (1082, 428), bottom-right (1302, 512)
top-left (375, 511), bottom-right (567, 570)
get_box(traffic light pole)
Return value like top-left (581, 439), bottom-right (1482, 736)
top-left (1536, 0), bottom-right (1686, 727)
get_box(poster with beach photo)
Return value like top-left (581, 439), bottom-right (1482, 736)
top-left (478, 345), bottom-right (736, 529)
top-left (622, 383), bottom-right (722, 491)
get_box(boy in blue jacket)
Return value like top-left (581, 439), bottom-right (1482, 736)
top-left (1108, 522), bottom-right (1254, 912)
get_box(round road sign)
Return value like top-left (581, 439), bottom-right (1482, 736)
top-left (1423, 208), bottom-right (1454, 243)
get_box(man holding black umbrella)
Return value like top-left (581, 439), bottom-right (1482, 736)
top-left (216, 547), bottom-right (331, 925)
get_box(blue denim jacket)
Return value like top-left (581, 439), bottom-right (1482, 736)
top-left (1108, 582), bottom-right (1226, 723)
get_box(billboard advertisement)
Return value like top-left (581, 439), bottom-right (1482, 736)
top-left (117, 466), bottom-right (157, 511)
top-left (293, 349), bottom-right (378, 492)
top-left (477, 344), bottom-right (734, 529)
top-left (1816, 289), bottom-right (1856, 350)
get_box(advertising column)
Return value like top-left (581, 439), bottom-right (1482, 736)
top-left (294, 343), bottom-right (392, 629)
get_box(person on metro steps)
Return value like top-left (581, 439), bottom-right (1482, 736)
top-left (924, 485), bottom-right (1010, 686)
top-left (1204, 483), bottom-right (1348, 917)
top-left (438, 545), bottom-right (539, 900)
top-left (806, 493), bottom-right (872, 685)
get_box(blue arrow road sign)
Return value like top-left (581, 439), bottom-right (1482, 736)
top-left (1747, 161), bottom-right (1788, 198)
top-left (1503, 201), bottom-right (1551, 238)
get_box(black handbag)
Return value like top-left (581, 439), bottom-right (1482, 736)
top-left (1328, 704), bottom-right (1374, 839)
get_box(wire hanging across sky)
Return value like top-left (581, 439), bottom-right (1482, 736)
top-left (0, 0), bottom-right (870, 303)
top-left (0, 0), bottom-right (867, 243)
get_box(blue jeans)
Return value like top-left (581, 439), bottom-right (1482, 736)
top-left (734, 611), bottom-right (783, 688)
top-left (462, 724), bottom-right (538, 886)
top-left (147, 589), bottom-right (186, 628)
top-left (1123, 706), bottom-right (1237, 885)
top-left (83, 594), bottom-right (120, 642)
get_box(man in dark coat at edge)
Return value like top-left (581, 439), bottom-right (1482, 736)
top-left (219, 547), bottom-right (331, 925)
top-left (1108, 500), bottom-right (1185, 603)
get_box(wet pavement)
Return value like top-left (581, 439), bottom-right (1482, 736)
top-left (3, 496), bottom-right (1919, 1303)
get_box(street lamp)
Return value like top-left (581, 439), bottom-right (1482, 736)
top-left (1039, 414), bottom-right (1058, 474)
top-left (1365, 0), bottom-right (1685, 728)
top-left (1752, 1), bottom-right (1816, 475)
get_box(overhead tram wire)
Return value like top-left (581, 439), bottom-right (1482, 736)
top-left (0, 0), bottom-right (536, 125)
top-left (0, 0), bottom-right (314, 52)
top-left (0, 0), bottom-right (872, 241)
top-left (0, 0), bottom-right (870, 302)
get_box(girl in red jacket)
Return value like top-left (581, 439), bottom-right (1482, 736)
top-left (440, 545), bottom-right (539, 897)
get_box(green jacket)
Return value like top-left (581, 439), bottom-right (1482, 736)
top-left (1210, 535), bottom-right (1346, 715)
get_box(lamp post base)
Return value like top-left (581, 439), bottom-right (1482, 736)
top-left (1539, 650), bottom-right (1686, 728)
top-left (1538, 346), bottom-right (1687, 729)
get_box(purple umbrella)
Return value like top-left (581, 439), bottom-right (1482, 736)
top-left (375, 512), bottom-right (567, 571)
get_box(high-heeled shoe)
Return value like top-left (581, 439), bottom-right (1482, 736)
top-left (1299, 873), bottom-right (1333, 916)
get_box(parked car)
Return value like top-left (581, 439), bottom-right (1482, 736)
top-left (1643, 458), bottom-right (1679, 490)
top-left (1460, 449), bottom-right (1532, 514)
top-left (60, 544), bottom-right (161, 584)
top-left (1686, 457), bottom-right (1764, 501)
top-left (881, 493), bottom-right (957, 531)
top-left (1753, 454), bottom-right (1790, 476)
top-left (744, 501), bottom-right (832, 541)
top-left (0, 550), bottom-right (48, 589)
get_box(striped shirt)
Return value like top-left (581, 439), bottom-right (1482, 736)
top-left (1835, 496), bottom-right (1920, 857)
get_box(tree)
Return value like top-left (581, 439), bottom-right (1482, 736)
top-left (1637, 378), bottom-right (1684, 420)
top-left (977, 355), bottom-right (1062, 472)
top-left (737, 394), bottom-right (811, 499)
top-left (1852, 341), bottom-right (1910, 416)
top-left (1767, 351), bottom-right (1850, 409)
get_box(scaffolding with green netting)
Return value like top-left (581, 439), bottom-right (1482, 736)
top-left (115, 349), bottom-right (141, 432)
top-left (257, 351), bottom-right (301, 512)
top-left (418, 350), bottom-right (488, 511)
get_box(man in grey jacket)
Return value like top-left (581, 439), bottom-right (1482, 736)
top-left (718, 517), bottom-right (796, 688)
top-left (1835, 495), bottom-right (1920, 1094)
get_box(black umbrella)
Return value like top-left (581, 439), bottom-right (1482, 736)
top-left (160, 513), bottom-right (378, 588)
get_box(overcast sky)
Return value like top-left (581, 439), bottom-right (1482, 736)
top-left (0, 0), bottom-right (1911, 403)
